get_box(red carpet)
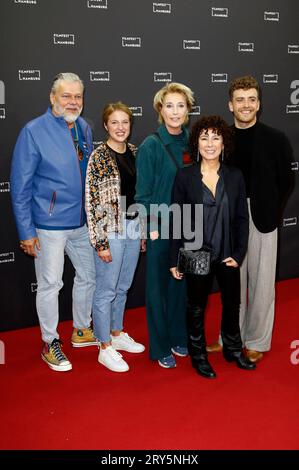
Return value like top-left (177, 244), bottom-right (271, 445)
top-left (0, 278), bottom-right (299, 450)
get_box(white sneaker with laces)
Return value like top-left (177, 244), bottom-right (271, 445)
top-left (111, 332), bottom-right (145, 353)
top-left (98, 345), bottom-right (129, 372)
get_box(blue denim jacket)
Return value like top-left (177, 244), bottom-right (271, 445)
top-left (10, 107), bottom-right (93, 240)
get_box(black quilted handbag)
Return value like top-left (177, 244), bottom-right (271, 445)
top-left (177, 246), bottom-right (211, 275)
top-left (176, 185), bottom-right (225, 275)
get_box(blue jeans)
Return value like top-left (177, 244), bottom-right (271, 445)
top-left (35, 225), bottom-right (96, 343)
top-left (92, 219), bottom-right (140, 343)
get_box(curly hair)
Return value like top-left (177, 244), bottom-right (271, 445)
top-left (228, 75), bottom-right (260, 100)
top-left (189, 115), bottom-right (234, 163)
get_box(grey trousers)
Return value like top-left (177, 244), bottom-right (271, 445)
top-left (239, 203), bottom-right (277, 351)
top-left (219, 201), bottom-right (277, 352)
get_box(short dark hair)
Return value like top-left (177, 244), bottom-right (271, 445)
top-left (189, 115), bottom-right (234, 162)
top-left (228, 75), bottom-right (260, 100)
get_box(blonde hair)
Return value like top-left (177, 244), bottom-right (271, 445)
top-left (102, 101), bottom-right (133, 127)
top-left (153, 82), bottom-right (194, 124)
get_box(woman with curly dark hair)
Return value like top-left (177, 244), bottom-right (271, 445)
top-left (169, 115), bottom-right (256, 378)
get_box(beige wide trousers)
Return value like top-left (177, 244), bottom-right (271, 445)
top-left (218, 201), bottom-right (278, 352)
top-left (239, 202), bottom-right (278, 352)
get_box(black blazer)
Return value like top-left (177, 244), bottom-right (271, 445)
top-left (232, 122), bottom-right (294, 233)
top-left (169, 163), bottom-right (249, 268)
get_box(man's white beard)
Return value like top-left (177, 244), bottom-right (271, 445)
top-left (64, 112), bottom-right (81, 123)
top-left (52, 103), bottom-right (82, 123)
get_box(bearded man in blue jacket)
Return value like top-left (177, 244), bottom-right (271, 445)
top-left (11, 72), bottom-right (96, 372)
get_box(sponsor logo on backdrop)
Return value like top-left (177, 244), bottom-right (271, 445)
top-left (18, 70), bottom-right (41, 80)
top-left (31, 282), bottom-right (38, 293)
top-left (14, 0), bottom-right (37, 4)
top-left (211, 7), bottom-right (228, 18)
top-left (283, 217), bottom-right (297, 227)
top-left (238, 42), bottom-right (254, 52)
top-left (90, 71), bottom-right (110, 82)
top-left (0, 252), bottom-right (15, 264)
top-left (0, 182), bottom-right (10, 192)
top-left (122, 37), bottom-right (141, 47)
top-left (211, 73), bottom-right (228, 83)
top-left (183, 40), bottom-right (200, 50)
top-left (286, 105), bottom-right (299, 113)
top-left (153, 3), bottom-right (171, 14)
top-left (53, 34), bottom-right (75, 45)
top-left (211, 7), bottom-right (228, 17)
top-left (264, 11), bottom-right (279, 21)
top-left (129, 107), bottom-right (143, 116)
top-left (288, 45), bottom-right (299, 54)
top-left (154, 72), bottom-right (172, 82)
top-left (87, 0), bottom-right (108, 8)
top-left (263, 74), bottom-right (278, 84)
top-left (189, 106), bottom-right (200, 115)
top-left (291, 162), bottom-right (298, 171)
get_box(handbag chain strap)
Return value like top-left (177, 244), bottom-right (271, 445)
top-left (153, 132), bottom-right (180, 170)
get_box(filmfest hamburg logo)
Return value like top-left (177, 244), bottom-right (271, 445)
top-left (238, 42), bottom-right (254, 52)
top-left (90, 71), bottom-right (110, 82)
top-left (211, 7), bottom-right (228, 17)
top-left (153, 3), bottom-right (172, 14)
top-left (154, 72), bottom-right (172, 82)
top-left (264, 11), bottom-right (279, 21)
top-left (286, 80), bottom-right (299, 114)
top-left (0, 253), bottom-right (15, 264)
top-left (129, 107), bottom-right (143, 117)
top-left (87, 0), bottom-right (108, 8)
top-left (0, 182), bottom-right (10, 192)
top-left (183, 40), bottom-right (200, 50)
top-left (14, 0), bottom-right (37, 4)
top-left (263, 74), bottom-right (278, 84)
top-left (18, 70), bottom-right (41, 80)
top-left (189, 106), bottom-right (200, 116)
top-left (283, 217), bottom-right (297, 227)
top-left (122, 37), bottom-right (141, 47)
top-left (53, 34), bottom-right (75, 45)
top-left (211, 73), bottom-right (228, 83)
top-left (0, 80), bottom-right (5, 119)
top-left (288, 45), bottom-right (299, 54)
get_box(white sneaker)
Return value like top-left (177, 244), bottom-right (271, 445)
top-left (98, 345), bottom-right (129, 372)
top-left (111, 332), bottom-right (145, 353)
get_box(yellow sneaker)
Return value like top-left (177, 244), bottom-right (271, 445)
top-left (41, 339), bottom-right (72, 372)
top-left (71, 327), bottom-right (98, 348)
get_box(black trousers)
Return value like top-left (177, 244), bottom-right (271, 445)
top-left (186, 262), bottom-right (242, 360)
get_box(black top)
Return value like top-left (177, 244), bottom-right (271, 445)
top-left (202, 171), bottom-right (230, 263)
top-left (233, 124), bottom-right (256, 197)
top-left (169, 163), bottom-right (249, 268)
top-left (110, 145), bottom-right (136, 213)
top-left (231, 122), bottom-right (294, 233)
